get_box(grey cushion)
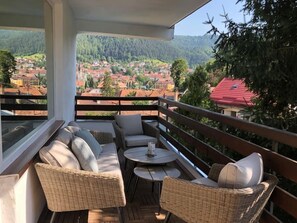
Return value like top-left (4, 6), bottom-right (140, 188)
top-left (125, 135), bottom-right (157, 147)
top-left (39, 140), bottom-right (81, 170)
top-left (66, 125), bottom-right (81, 134)
top-left (68, 121), bottom-right (80, 127)
top-left (97, 143), bottom-right (121, 176)
top-left (55, 127), bottom-right (73, 147)
top-left (75, 129), bottom-right (102, 158)
top-left (115, 114), bottom-right (143, 136)
top-left (192, 177), bottom-right (218, 187)
top-left (71, 136), bottom-right (99, 172)
top-left (218, 152), bottom-right (263, 189)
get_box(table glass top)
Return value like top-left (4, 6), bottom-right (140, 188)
top-left (124, 147), bottom-right (177, 164)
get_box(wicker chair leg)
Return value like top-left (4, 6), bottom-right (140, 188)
top-left (164, 212), bottom-right (171, 223)
top-left (50, 212), bottom-right (56, 223)
top-left (124, 157), bottom-right (128, 170)
top-left (117, 207), bottom-right (125, 223)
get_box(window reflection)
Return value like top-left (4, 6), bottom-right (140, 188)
top-left (0, 29), bottom-right (47, 158)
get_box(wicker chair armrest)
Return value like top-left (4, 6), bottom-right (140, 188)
top-left (90, 130), bottom-right (113, 144)
top-left (142, 121), bottom-right (159, 138)
top-left (160, 174), bottom-right (278, 223)
top-left (208, 163), bottom-right (225, 182)
top-left (35, 163), bottom-right (126, 212)
top-left (112, 120), bottom-right (126, 150)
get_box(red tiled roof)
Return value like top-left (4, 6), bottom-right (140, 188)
top-left (18, 87), bottom-right (42, 95)
top-left (210, 78), bottom-right (256, 107)
top-left (3, 88), bottom-right (19, 94)
top-left (76, 80), bottom-right (85, 87)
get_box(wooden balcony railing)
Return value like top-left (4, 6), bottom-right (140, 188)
top-left (75, 96), bottom-right (159, 120)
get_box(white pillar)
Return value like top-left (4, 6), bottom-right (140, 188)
top-left (44, 1), bottom-right (54, 119)
top-left (45, 0), bottom-right (77, 123)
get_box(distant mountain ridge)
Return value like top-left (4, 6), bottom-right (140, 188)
top-left (0, 30), bottom-right (215, 66)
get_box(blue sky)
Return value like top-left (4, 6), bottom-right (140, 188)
top-left (175, 0), bottom-right (247, 36)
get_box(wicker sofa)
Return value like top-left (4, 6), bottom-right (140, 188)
top-left (35, 123), bottom-right (126, 222)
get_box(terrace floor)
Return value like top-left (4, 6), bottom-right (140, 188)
top-left (38, 121), bottom-right (191, 222)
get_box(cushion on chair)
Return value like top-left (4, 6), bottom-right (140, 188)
top-left (75, 129), bottom-right (102, 158)
top-left (125, 135), bottom-right (157, 147)
top-left (218, 152), bottom-right (263, 189)
top-left (66, 125), bottom-right (81, 134)
top-left (39, 140), bottom-right (81, 170)
top-left (68, 121), bottom-right (80, 127)
top-left (192, 177), bottom-right (218, 187)
top-left (55, 127), bottom-right (73, 147)
top-left (115, 114), bottom-right (143, 136)
top-left (72, 136), bottom-right (99, 172)
top-left (97, 143), bottom-right (122, 176)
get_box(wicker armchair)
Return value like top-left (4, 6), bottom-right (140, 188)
top-left (160, 164), bottom-right (278, 223)
top-left (112, 117), bottom-right (159, 151)
top-left (35, 131), bottom-right (126, 223)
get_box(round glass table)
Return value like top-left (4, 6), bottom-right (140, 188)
top-left (124, 147), bottom-right (178, 165)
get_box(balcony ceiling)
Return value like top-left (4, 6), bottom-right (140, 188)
top-left (0, 0), bottom-right (210, 39)
top-left (70, 0), bottom-right (209, 27)
top-left (1, 0), bottom-right (209, 25)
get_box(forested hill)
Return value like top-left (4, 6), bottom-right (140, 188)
top-left (0, 30), bottom-right (215, 66)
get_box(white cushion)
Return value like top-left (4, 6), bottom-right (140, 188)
top-left (218, 152), bottom-right (263, 189)
top-left (192, 177), bottom-right (218, 187)
top-left (39, 140), bottom-right (81, 170)
top-left (71, 136), bottom-right (99, 172)
top-left (115, 114), bottom-right (143, 136)
top-left (75, 129), bottom-right (102, 158)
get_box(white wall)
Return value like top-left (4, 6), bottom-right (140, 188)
top-left (0, 165), bottom-right (45, 223)
top-left (0, 174), bottom-right (18, 222)
top-left (15, 165), bottom-right (45, 223)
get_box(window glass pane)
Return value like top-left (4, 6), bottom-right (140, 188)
top-left (0, 29), bottom-right (48, 158)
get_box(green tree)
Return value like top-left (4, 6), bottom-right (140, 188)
top-left (170, 59), bottom-right (188, 92)
top-left (124, 68), bottom-right (133, 76)
top-left (114, 81), bottom-right (120, 96)
top-left (207, 0), bottom-right (297, 130)
top-left (204, 60), bottom-right (225, 87)
top-left (180, 66), bottom-right (214, 109)
top-left (136, 74), bottom-right (150, 88)
top-left (85, 74), bottom-right (95, 88)
top-left (0, 50), bottom-right (16, 86)
top-left (101, 72), bottom-right (114, 96)
top-left (111, 66), bottom-right (120, 74)
top-left (126, 91), bottom-right (137, 97)
top-left (35, 73), bottom-right (47, 86)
